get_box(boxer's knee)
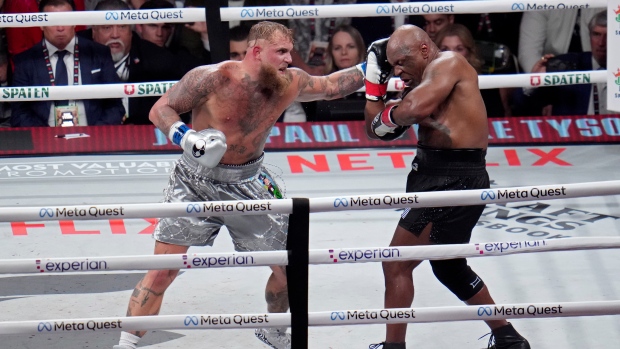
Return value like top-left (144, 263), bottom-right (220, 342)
top-left (430, 258), bottom-right (484, 300)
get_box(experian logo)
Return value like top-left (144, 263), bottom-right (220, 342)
top-left (105, 12), bottom-right (119, 20)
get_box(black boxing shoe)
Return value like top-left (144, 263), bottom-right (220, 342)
top-left (485, 323), bottom-right (531, 349)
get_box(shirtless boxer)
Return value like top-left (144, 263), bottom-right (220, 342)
top-left (113, 21), bottom-right (365, 349)
top-left (363, 25), bottom-right (530, 349)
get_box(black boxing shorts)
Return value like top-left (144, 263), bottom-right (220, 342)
top-left (398, 144), bottom-right (489, 244)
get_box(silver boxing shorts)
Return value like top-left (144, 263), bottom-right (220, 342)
top-left (153, 153), bottom-right (288, 252)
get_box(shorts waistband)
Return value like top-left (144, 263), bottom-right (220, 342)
top-left (413, 144), bottom-right (486, 175)
top-left (179, 153), bottom-right (263, 183)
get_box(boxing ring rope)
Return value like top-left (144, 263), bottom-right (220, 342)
top-left (0, 0), bottom-right (606, 28)
top-left (1, 300), bottom-right (619, 335)
top-left (1, 237), bottom-right (619, 274)
top-left (0, 70), bottom-right (608, 102)
top-left (0, 180), bottom-right (618, 221)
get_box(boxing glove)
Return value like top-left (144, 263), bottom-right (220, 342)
top-left (364, 38), bottom-right (393, 102)
top-left (371, 105), bottom-right (410, 140)
top-left (169, 121), bottom-right (227, 168)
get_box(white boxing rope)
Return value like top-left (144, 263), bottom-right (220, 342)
top-left (0, 71), bottom-right (607, 101)
top-left (1, 300), bottom-right (619, 335)
top-left (0, 199), bottom-right (293, 222)
top-left (1, 237), bottom-right (619, 274)
top-left (0, 1), bottom-right (604, 27)
top-left (310, 180), bottom-right (620, 213)
top-left (0, 180), bottom-right (619, 222)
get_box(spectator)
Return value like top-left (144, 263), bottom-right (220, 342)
top-left (11, 0), bottom-right (124, 127)
top-left (314, 24), bottom-right (366, 121)
top-left (435, 23), bottom-right (513, 116)
top-left (325, 24), bottom-right (365, 73)
top-left (4, 0), bottom-right (86, 64)
top-left (229, 25), bottom-right (250, 61)
top-left (457, 12), bottom-right (523, 60)
top-left (532, 10), bottom-right (609, 116)
top-left (286, 0), bottom-right (356, 75)
top-left (136, 0), bottom-right (175, 48)
top-left (0, 47), bottom-right (11, 127)
top-left (421, 13), bottom-right (454, 42)
top-left (518, 8), bottom-right (600, 73)
top-left (179, 0), bottom-right (212, 66)
top-left (85, 0), bottom-right (185, 125)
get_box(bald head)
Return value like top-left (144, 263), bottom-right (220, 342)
top-left (387, 25), bottom-right (432, 61)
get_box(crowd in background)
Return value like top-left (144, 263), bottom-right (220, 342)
top-left (0, 0), bottom-right (613, 128)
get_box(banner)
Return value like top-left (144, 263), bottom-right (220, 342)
top-left (0, 116), bottom-right (619, 157)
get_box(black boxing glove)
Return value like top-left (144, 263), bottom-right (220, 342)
top-left (371, 105), bottom-right (410, 140)
top-left (364, 38), bottom-right (393, 102)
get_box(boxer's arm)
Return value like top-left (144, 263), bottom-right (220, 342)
top-left (149, 65), bottom-right (222, 134)
top-left (294, 66), bottom-right (365, 102)
top-left (391, 58), bottom-right (460, 126)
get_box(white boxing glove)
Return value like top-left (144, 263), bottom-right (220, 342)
top-left (168, 121), bottom-right (227, 168)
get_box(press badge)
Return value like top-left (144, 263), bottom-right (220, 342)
top-left (55, 105), bottom-right (79, 127)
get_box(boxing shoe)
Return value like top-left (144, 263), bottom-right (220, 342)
top-left (255, 327), bottom-right (291, 349)
top-left (368, 342), bottom-right (406, 349)
top-left (485, 323), bottom-right (531, 349)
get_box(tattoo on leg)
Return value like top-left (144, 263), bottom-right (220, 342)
top-left (266, 289), bottom-right (289, 313)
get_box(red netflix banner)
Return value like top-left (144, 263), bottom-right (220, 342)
top-left (0, 115), bottom-right (619, 156)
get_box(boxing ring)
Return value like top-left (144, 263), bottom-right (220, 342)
top-left (1, 1), bottom-right (620, 348)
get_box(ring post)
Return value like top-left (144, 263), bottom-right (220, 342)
top-left (287, 198), bottom-right (310, 349)
top-left (206, 0), bottom-right (230, 63)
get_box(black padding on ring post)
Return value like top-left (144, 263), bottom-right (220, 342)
top-left (286, 198), bottom-right (310, 349)
top-left (205, 0), bottom-right (230, 63)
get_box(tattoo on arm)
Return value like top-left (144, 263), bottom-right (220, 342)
top-left (298, 67), bottom-right (364, 101)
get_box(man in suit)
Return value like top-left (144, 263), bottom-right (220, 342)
top-left (11, 0), bottom-right (124, 127)
top-left (87, 0), bottom-right (186, 125)
top-left (534, 10), bottom-right (608, 116)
